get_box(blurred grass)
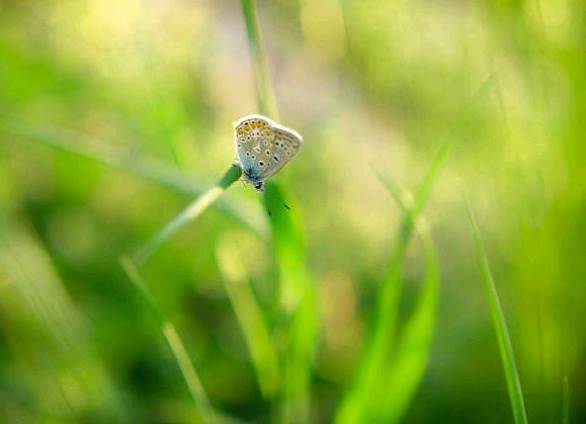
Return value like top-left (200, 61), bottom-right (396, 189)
top-left (0, 206), bottom-right (120, 421)
top-left (379, 221), bottom-right (438, 423)
top-left (468, 203), bottom-right (528, 424)
top-left (241, 1), bottom-right (317, 422)
top-left (1, 0), bottom-right (585, 422)
top-left (336, 73), bottom-right (496, 422)
top-left (264, 183), bottom-right (317, 423)
top-left (134, 164), bottom-right (242, 264)
top-left (337, 135), bottom-right (447, 423)
top-left (216, 238), bottom-right (280, 400)
top-left (378, 176), bottom-right (440, 423)
top-left (240, 0), bottom-right (279, 120)
top-left (120, 256), bottom-right (217, 423)
top-left (336, 74), bottom-right (498, 423)
top-left (0, 119), bottom-right (266, 238)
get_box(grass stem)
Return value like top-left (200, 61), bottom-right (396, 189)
top-left (133, 164), bottom-right (242, 265)
top-left (119, 256), bottom-right (217, 423)
top-left (216, 240), bottom-right (280, 399)
top-left (240, 0), bottom-right (279, 119)
top-left (467, 203), bottom-right (528, 424)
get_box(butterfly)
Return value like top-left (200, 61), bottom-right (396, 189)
top-left (233, 114), bottom-right (303, 191)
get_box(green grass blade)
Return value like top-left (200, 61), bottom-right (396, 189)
top-left (133, 164), bottom-right (242, 264)
top-left (412, 139), bottom-right (453, 217)
top-left (119, 256), bottom-right (218, 424)
top-left (240, 2), bottom-right (317, 422)
top-left (374, 168), bottom-right (412, 213)
top-left (377, 220), bottom-right (439, 422)
top-left (467, 204), bottom-right (528, 424)
top-left (240, 0), bottom-right (279, 119)
top-left (370, 173), bottom-right (440, 423)
top-left (216, 238), bottom-right (280, 399)
top-left (264, 183), bottom-right (317, 423)
top-left (0, 118), bottom-right (206, 195)
top-left (338, 75), bottom-right (496, 423)
top-left (334, 205), bottom-right (411, 423)
top-left (0, 119), bottom-right (266, 237)
top-left (337, 140), bottom-right (449, 423)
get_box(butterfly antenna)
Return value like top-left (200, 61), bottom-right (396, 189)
top-left (264, 194), bottom-right (290, 217)
top-left (278, 197), bottom-right (291, 211)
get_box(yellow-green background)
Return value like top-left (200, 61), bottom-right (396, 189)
top-left (0, 0), bottom-right (584, 422)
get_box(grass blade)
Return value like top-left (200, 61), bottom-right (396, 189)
top-left (264, 183), bottom-right (317, 423)
top-left (338, 75), bottom-right (496, 423)
top-left (337, 139), bottom-right (450, 423)
top-left (240, 0), bottom-right (279, 119)
top-left (372, 173), bottom-right (440, 422)
top-left (0, 119), bottom-right (207, 195)
top-left (373, 168), bottom-right (412, 212)
top-left (216, 237), bottom-right (280, 399)
top-left (133, 164), bottom-right (242, 264)
top-left (240, 2), bottom-right (317, 421)
top-left (119, 256), bottom-right (218, 424)
top-left (377, 220), bottom-right (439, 422)
top-left (467, 203), bottom-right (528, 424)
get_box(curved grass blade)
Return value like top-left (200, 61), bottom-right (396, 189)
top-left (337, 74), bottom-right (496, 423)
top-left (467, 203), bottom-right (528, 424)
top-left (216, 238), bottom-right (280, 399)
top-left (370, 174), bottom-right (440, 422)
top-left (133, 164), bottom-right (242, 265)
top-left (377, 220), bottom-right (439, 422)
top-left (0, 119), bottom-right (207, 195)
top-left (337, 139), bottom-right (450, 424)
top-left (373, 168), bottom-right (412, 212)
top-left (119, 256), bottom-right (219, 424)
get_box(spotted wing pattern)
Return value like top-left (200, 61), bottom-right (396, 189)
top-left (233, 114), bottom-right (302, 183)
top-left (262, 124), bottom-right (302, 179)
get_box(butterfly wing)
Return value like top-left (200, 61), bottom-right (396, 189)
top-left (233, 115), bottom-right (275, 182)
top-left (233, 114), bottom-right (303, 183)
top-left (261, 123), bottom-right (303, 179)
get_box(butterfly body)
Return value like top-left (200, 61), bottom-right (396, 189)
top-left (233, 114), bottom-right (302, 191)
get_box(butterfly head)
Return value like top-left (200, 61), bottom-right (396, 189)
top-left (242, 166), bottom-right (265, 192)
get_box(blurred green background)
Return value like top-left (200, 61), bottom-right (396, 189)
top-left (1, 0), bottom-right (585, 422)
